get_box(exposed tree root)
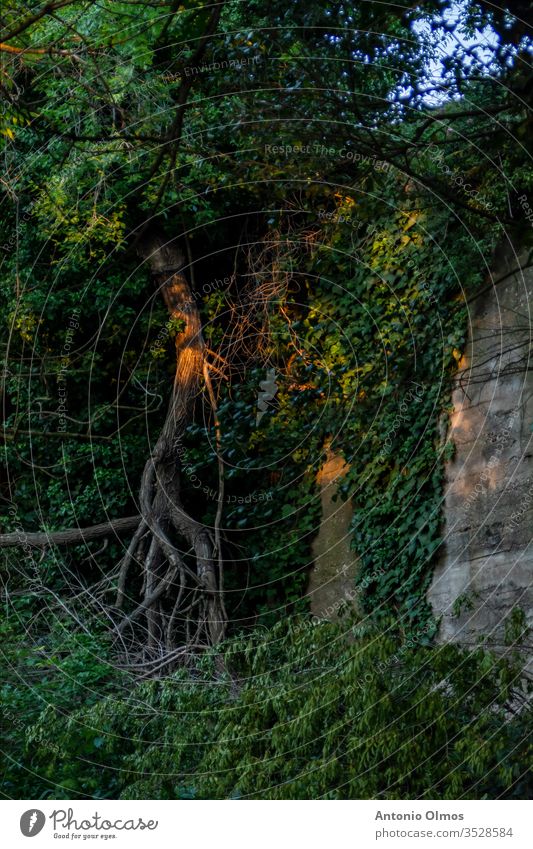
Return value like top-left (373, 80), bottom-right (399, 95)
top-left (115, 227), bottom-right (227, 665)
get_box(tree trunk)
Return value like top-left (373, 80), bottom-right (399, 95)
top-left (117, 228), bottom-right (226, 659)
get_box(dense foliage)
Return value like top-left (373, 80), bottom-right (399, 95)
top-left (3, 619), bottom-right (532, 799)
top-left (1, 0), bottom-right (532, 799)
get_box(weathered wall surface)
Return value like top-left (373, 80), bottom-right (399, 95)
top-left (428, 243), bottom-right (533, 658)
top-left (306, 446), bottom-right (359, 621)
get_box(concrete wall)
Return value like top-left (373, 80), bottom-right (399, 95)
top-left (428, 242), bottom-right (533, 659)
top-left (306, 445), bottom-right (359, 621)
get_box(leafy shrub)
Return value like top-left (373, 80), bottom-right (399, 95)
top-left (20, 619), bottom-right (532, 800)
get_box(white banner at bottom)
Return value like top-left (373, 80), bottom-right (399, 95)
top-left (1, 799), bottom-right (531, 848)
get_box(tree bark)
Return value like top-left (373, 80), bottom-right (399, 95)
top-left (116, 228), bottom-right (226, 655)
top-left (0, 516), bottom-right (140, 548)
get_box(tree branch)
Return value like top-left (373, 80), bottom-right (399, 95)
top-left (0, 0), bottom-right (80, 42)
top-left (0, 515), bottom-right (140, 548)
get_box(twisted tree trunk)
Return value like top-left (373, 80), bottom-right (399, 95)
top-left (117, 228), bottom-right (226, 657)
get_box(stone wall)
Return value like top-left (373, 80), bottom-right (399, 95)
top-left (428, 242), bottom-right (533, 660)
